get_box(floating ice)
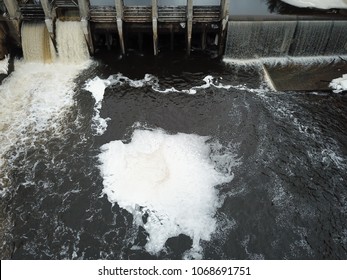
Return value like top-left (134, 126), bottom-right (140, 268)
top-left (330, 74), bottom-right (347, 93)
top-left (282, 0), bottom-right (347, 9)
top-left (98, 126), bottom-right (238, 257)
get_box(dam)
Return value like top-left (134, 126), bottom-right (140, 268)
top-left (0, 0), bottom-right (347, 262)
top-left (0, 0), bottom-right (346, 59)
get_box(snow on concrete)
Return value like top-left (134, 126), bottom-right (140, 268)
top-left (282, 0), bottom-right (347, 9)
top-left (330, 74), bottom-right (347, 93)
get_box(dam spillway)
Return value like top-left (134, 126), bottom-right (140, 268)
top-left (0, 0), bottom-right (230, 57)
top-left (0, 0), bottom-right (346, 59)
top-left (224, 19), bottom-right (347, 59)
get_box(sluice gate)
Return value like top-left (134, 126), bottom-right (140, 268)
top-left (0, 0), bottom-right (230, 57)
top-left (0, 1), bottom-right (346, 61)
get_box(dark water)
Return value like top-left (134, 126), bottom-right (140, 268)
top-left (1, 52), bottom-right (347, 259)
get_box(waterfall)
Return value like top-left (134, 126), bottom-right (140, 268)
top-left (289, 21), bottom-right (333, 56)
top-left (21, 22), bottom-right (54, 62)
top-left (324, 21), bottom-right (347, 56)
top-left (225, 21), bottom-right (296, 59)
top-left (224, 20), bottom-right (347, 59)
top-left (21, 20), bottom-right (89, 63)
top-left (56, 20), bottom-right (90, 63)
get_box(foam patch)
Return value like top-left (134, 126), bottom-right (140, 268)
top-left (98, 126), bottom-right (239, 258)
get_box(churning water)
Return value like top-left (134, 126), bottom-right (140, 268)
top-left (0, 23), bottom-right (347, 259)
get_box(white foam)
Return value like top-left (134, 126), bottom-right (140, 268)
top-left (223, 55), bottom-right (347, 68)
top-left (98, 126), bottom-right (238, 257)
top-left (0, 55), bottom-right (9, 74)
top-left (330, 73), bottom-right (347, 93)
top-left (0, 60), bottom-right (90, 182)
top-left (84, 76), bottom-right (112, 135)
top-left (84, 73), bottom-right (246, 135)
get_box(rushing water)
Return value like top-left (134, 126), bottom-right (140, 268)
top-left (225, 20), bottom-right (347, 59)
top-left (0, 50), bottom-right (347, 259)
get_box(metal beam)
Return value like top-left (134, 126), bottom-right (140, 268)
top-left (78, 0), bottom-right (94, 54)
top-left (152, 0), bottom-right (158, 55)
top-left (115, 0), bottom-right (125, 55)
top-left (218, 0), bottom-right (230, 56)
top-left (186, 0), bottom-right (193, 55)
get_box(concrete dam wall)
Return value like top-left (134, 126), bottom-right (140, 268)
top-left (0, 1), bottom-right (346, 60)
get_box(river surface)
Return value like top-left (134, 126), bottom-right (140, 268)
top-left (0, 52), bottom-right (346, 259)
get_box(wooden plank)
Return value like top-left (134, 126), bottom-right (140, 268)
top-left (158, 6), bottom-right (186, 22)
top-left (123, 6), bottom-right (151, 22)
top-left (90, 7), bottom-right (116, 22)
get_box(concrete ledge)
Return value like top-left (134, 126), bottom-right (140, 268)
top-left (264, 59), bottom-right (347, 91)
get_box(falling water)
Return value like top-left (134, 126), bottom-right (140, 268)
top-left (225, 20), bottom-right (347, 59)
top-left (56, 20), bottom-right (90, 63)
top-left (21, 22), bottom-right (54, 63)
top-left (289, 21), bottom-right (333, 56)
top-left (0, 21), bottom-right (91, 258)
top-left (225, 21), bottom-right (296, 59)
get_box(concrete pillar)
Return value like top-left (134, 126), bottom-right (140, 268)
top-left (40, 0), bottom-right (55, 49)
top-left (3, 0), bottom-right (20, 45)
top-left (40, 0), bottom-right (53, 18)
top-left (186, 0), bottom-right (193, 55)
top-left (170, 24), bottom-right (174, 51)
top-left (152, 0), bottom-right (158, 55)
top-left (201, 23), bottom-right (207, 50)
top-left (218, 0), bottom-right (229, 56)
top-left (78, 0), bottom-right (94, 54)
top-left (3, 0), bottom-right (19, 19)
top-left (115, 0), bottom-right (125, 55)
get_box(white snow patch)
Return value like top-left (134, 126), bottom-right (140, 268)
top-left (282, 0), bottom-right (347, 9)
top-left (330, 74), bottom-right (347, 93)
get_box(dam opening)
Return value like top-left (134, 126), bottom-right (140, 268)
top-left (0, 0), bottom-right (347, 261)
